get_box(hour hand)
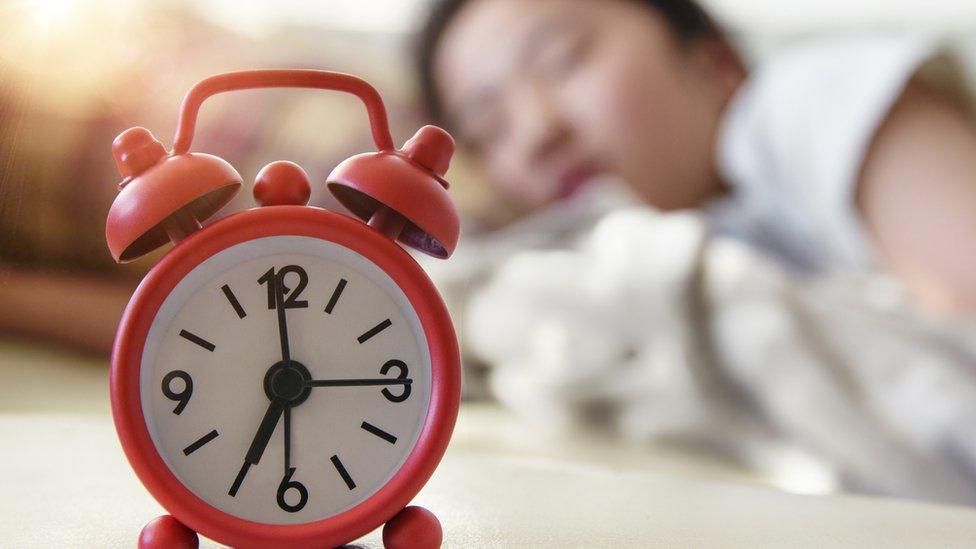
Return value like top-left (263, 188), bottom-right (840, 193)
top-left (229, 398), bottom-right (286, 497)
top-left (246, 398), bottom-right (287, 465)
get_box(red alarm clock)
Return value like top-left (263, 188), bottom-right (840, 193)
top-left (106, 70), bottom-right (461, 549)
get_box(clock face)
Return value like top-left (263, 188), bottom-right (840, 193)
top-left (139, 236), bottom-right (432, 525)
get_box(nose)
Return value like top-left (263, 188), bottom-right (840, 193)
top-left (510, 81), bottom-right (571, 167)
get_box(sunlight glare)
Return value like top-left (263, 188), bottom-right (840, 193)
top-left (26, 0), bottom-right (75, 37)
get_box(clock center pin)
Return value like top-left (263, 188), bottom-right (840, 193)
top-left (264, 360), bottom-right (312, 405)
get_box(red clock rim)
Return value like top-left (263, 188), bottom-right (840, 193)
top-left (110, 205), bottom-right (461, 548)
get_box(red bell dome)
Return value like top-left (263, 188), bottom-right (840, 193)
top-left (327, 126), bottom-right (460, 259)
top-left (106, 127), bottom-right (242, 262)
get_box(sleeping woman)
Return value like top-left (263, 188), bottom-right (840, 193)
top-left (414, 0), bottom-right (976, 504)
top-left (417, 0), bottom-right (976, 315)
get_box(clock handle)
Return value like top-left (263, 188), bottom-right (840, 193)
top-left (171, 69), bottom-right (395, 154)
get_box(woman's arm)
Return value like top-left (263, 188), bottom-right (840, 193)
top-left (0, 268), bottom-right (134, 355)
top-left (857, 77), bottom-right (976, 314)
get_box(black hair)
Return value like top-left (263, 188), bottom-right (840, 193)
top-left (416, 0), bottom-right (723, 126)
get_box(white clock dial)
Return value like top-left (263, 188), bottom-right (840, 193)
top-left (140, 236), bottom-right (432, 524)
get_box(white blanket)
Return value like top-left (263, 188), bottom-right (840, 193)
top-left (423, 182), bottom-right (976, 505)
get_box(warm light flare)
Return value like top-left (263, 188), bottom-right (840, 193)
top-left (26, 0), bottom-right (76, 37)
top-left (0, 0), bottom-right (147, 113)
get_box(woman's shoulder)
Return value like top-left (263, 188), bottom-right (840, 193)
top-left (724, 33), bottom-right (941, 149)
top-left (754, 34), bottom-right (938, 77)
top-left (713, 33), bottom-right (947, 273)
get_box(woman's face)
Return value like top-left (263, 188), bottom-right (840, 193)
top-left (434, 0), bottom-right (741, 213)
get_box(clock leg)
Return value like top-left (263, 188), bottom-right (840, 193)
top-left (382, 505), bottom-right (442, 549)
top-left (138, 515), bottom-right (199, 549)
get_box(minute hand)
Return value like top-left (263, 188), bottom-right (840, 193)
top-left (305, 378), bottom-right (413, 388)
top-left (274, 269), bottom-right (291, 362)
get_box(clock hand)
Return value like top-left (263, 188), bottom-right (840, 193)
top-left (305, 378), bottom-right (413, 388)
top-left (247, 398), bottom-right (287, 465)
top-left (283, 406), bottom-right (292, 474)
top-left (229, 398), bottom-right (286, 497)
top-left (274, 269), bottom-right (291, 362)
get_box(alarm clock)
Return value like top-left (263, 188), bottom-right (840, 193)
top-left (106, 70), bottom-right (461, 549)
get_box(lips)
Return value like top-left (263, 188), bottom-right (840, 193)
top-left (555, 161), bottom-right (601, 200)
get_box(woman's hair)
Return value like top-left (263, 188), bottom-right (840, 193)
top-left (416, 0), bottom-right (724, 125)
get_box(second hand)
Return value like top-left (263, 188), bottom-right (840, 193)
top-left (305, 378), bottom-right (413, 388)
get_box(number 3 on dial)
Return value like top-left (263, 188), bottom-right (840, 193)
top-left (380, 360), bottom-right (410, 403)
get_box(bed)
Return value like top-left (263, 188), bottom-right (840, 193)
top-left (4, 339), bottom-right (976, 547)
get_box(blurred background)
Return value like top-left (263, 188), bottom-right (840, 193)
top-left (1, 0), bottom-right (975, 280)
top-left (0, 0), bottom-right (437, 279)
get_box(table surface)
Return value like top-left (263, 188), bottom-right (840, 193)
top-left (4, 339), bottom-right (976, 548)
